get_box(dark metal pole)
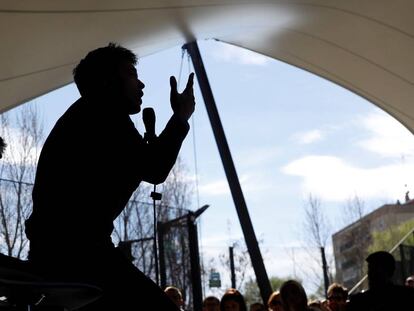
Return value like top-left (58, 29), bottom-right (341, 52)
top-left (188, 213), bottom-right (203, 311)
top-left (184, 41), bottom-right (272, 303)
top-left (320, 247), bottom-right (330, 298)
top-left (229, 246), bottom-right (236, 288)
top-left (158, 222), bottom-right (167, 289)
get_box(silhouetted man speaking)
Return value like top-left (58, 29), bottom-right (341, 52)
top-left (25, 43), bottom-right (195, 310)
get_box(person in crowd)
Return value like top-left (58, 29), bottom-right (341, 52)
top-left (405, 275), bottom-right (414, 288)
top-left (24, 43), bottom-right (195, 311)
top-left (203, 296), bottom-right (220, 311)
top-left (279, 280), bottom-right (310, 311)
top-left (267, 291), bottom-right (284, 311)
top-left (0, 136), bottom-right (5, 158)
top-left (308, 300), bottom-right (330, 311)
top-left (250, 302), bottom-right (266, 311)
top-left (165, 286), bottom-right (185, 310)
top-left (347, 251), bottom-right (414, 310)
top-left (220, 288), bottom-right (247, 311)
top-left (326, 283), bottom-right (347, 311)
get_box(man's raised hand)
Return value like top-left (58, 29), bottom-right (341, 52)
top-left (170, 73), bottom-right (195, 122)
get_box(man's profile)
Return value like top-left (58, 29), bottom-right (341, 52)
top-left (25, 43), bottom-right (195, 310)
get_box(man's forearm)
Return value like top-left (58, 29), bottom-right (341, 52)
top-left (141, 114), bottom-right (189, 184)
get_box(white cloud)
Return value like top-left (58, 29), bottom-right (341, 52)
top-left (199, 179), bottom-right (230, 196)
top-left (358, 112), bottom-right (414, 158)
top-left (281, 112), bottom-right (414, 202)
top-left (282, 155), bottom-right (412, 202)
top-left (239, 173), bottom-right (274, 193)
top-left (237, 146), bottom-right (280, 168)
top-left (199, 173), bottom-right (272, 197)
top-left (293, 129), bottom-right (324, 145)
top-left (212, 44), bottom-right (269, 66)
top-left (200, 235), bottom-right (234, 258)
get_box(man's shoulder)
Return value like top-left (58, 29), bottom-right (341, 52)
top-left (349, 290), bottom-right (369, 302)
top-left (348, 286), bottom-right (414, 310)
top-left (53, 98), bottom-right (107, 133)
top-left (59, 98), bottom-right (91, 121)
top-left (43, 99), bottom-right (97, 147)
top-left (347, 290), bottom-right (373, 309)
top-left (390, 284), bottom-right (414, 299)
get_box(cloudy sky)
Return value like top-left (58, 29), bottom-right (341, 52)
top-left (15, 40), bottom-right (414, 295)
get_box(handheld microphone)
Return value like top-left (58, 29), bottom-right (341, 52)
top-left (143, 107), bottom-right (156, 143)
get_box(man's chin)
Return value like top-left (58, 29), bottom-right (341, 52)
top-left (128, 106), bottom-right (141, 115)
top-left (127, 100), bottom-right (142, 115)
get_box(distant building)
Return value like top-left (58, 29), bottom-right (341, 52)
top-left (332, 200), bottom-right (414, 289)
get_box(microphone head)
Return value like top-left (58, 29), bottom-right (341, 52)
top-left (142, 107), bottom-right (155, 122)
top-left (143, 107), bottom-right (155, 126)
top-left (143, 107), bottom-right (156, 142)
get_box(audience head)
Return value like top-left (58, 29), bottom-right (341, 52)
top-left (220, 288), bottom-right (247, 311)
top-left (308, 300), bottom-right (325, 311)
top-left (250, 302), bottom-right (266, 311)
top-left (366, 251), bottom-right (395, 289)
top-left (204, 296), bottom-right (220, 311)
top-left (309, 299), bottom-right (332, 311)
top-left (0, 136), bottom-right (6, 159)
top-left (267, 291), bottom-right (283, 311)
top-left (326, 283), bottom-right (347, 311)
top-left (164, 286), bottom-right (184, 309)
top-left (279, 280), bottom-right (308, 311)
top-left (328, 283), bottom-right (348, 311)
top-left (405, 275), bottom-right (414, 288)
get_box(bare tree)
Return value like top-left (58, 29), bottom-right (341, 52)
top-left (299, 194), bottom-right (332, 296)
top-left (159, 156), bottom-right (193, 221)
top-left (337, 195), bottom-right (370, 284)
top-left (303, 194), bottom-right (331, 249)
top-left (342, 195), bottom-right (365, 226)
top-left (218, 239), bottom-right (251, 289)
top-left (157, 157), bottom-right (194, 305)
top-left (202, 236), bottom-right (259, 297)
top-left (0, 104), bottom-right (43, 258)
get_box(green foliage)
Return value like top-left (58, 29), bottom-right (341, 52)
top-left (368, 218), bottom-right (414, 256)
top-left (243, 277), bottom-right (261, 307)
top-left (243, 276), bottom-right (296, 307)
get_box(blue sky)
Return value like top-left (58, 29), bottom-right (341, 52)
top-left (15, 40), bottom-right (414, 295)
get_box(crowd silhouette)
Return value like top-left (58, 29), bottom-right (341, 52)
top-left (163, 250), bottom-right (413, 311)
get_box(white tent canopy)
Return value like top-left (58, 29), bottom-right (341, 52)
top-left (1, 0), bottom-right (414, 131)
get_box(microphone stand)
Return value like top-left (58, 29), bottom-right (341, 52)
top-left (143, 109), bottom-right (161, 286)
top-left (150, 185), bottom-right (162, 286)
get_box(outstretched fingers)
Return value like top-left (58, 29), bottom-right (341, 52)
top-left (184, 73), bottom-right (194, 95)
top-left (170, 76), bottom-right (178, 95)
